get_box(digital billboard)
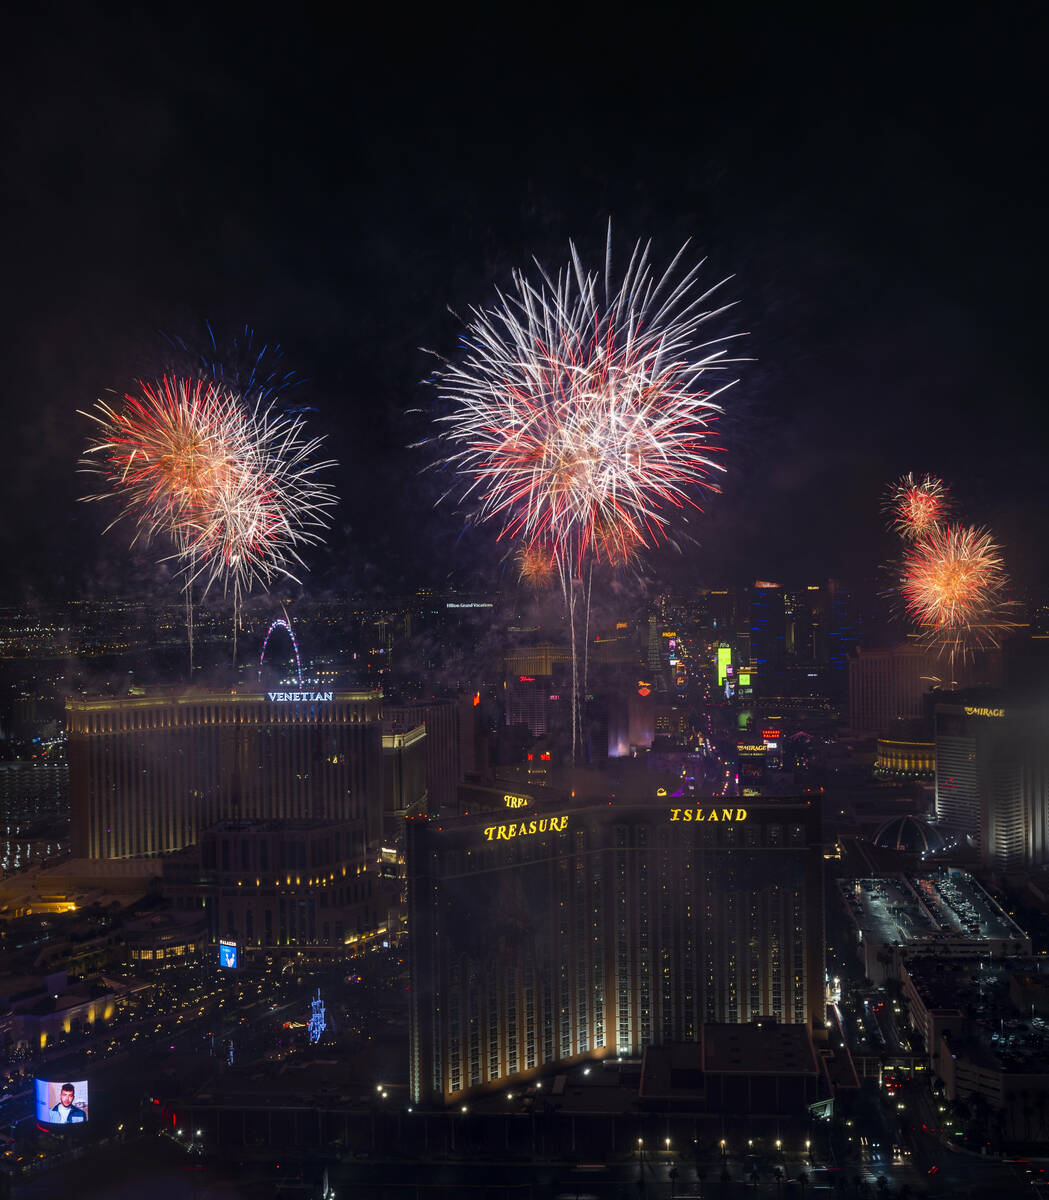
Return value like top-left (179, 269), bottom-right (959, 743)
top-left (36, 1079), bottom-right (89, 1125)
top-left (219, 939), bottom-right (239, 969)
top-left (716, 645), bottom-right (731, 686)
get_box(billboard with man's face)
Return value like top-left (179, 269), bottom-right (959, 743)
top-left (35, 1078), bottom-right (89, 1125)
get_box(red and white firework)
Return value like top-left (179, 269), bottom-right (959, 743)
top-left (884, 472), bottom-right (948, 540)
top-left (80, 376), bottom-right (336, 605)
top-left (432, 232), bottom-right (743, 579)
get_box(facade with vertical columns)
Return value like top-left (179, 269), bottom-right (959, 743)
top-left (407, 798), bottom-right (824, 1105)
top-left (67, 689), bottom-right (382, 859)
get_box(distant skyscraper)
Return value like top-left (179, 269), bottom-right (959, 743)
top-left (935, 700), bottom-right (1049, 871)
top-left (67, 690), bottom-right (382, 859)
top-left (848, 644), bottom-right (941, 735)
top-left (827, 579), bottom-right (858, 678)
top-left (381, 698), bottom-right (467, 814)
top-left (0, 757), bottom-right (69, 873)
top-left (749, 582), bottom-right (786, 685)
top-left (407, 798), bottom-right (824, 1104)
top-left (784, 585), bottom-right (829, 667)
top-left (381, 722), bottom-right (428, 836)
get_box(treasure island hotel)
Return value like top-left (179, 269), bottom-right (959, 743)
top-left (67, 689), bottom-right (383, 859)
top-left (407, 797), bottom-right (824, 1105)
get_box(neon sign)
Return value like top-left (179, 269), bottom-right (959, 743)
top-left (259, 618), bottom-right (303, 689)
top-left (503, 793), bottom-right (530, 809)
top-left (669, 807), bottom-right (748, 823)
top-left (964, 706), bottom-right (1004, 718)
top-left (267, 691), bottom-right (333, 702)
top-left (483, 815), bottom-right (568, 841)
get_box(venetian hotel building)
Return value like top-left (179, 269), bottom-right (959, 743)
top-left (407, 797), bottom-right (824, 1105)
top-left (67, 689), bottom-right (383, 859)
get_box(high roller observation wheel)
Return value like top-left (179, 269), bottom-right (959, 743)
top-left (259, 617), bottom-right (303, 688)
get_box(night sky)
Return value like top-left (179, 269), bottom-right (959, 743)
top-left (4, 6), bottom-right (1048, 603)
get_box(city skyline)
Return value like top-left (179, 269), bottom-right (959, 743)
top-left (3, 6), bottom-right (1049, 1197)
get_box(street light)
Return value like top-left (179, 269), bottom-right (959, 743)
top-left (665, 1137), bottom-right (671, 1150)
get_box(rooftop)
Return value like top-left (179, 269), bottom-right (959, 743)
top-left (840, 869), bottom-right (1029, 950)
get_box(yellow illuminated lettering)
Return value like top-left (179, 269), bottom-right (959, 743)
top-left (665, 807), bottom-right (750, 824)
top-left (479, 813), bottom-right (570, 843)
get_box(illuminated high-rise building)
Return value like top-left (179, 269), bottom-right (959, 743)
top-left (784, 585), bottom-right (829, 666)
top-left (749, 582), bottom-right (786, 683)
top-left (935, 699), bottom-right (1049, 871)
top-left (383, 698), bottom-right (471, 813)
top-left (407, 797), bottom-right (824, 1104)
top-left (67, 689), bottom-right (383, 860)
top-left (848, 644), bottom-right (941, 735)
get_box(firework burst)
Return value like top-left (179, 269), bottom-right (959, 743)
top-left (431, 230), bottom-right (744, 755)
top-left (901, 523), bottom-right (1015, 659)
top-left (180, 399), bottom-right (337, 605)
top-left (516, 542), bottom-right (556, 590)
top-left (884, 472), bottom-right (948, 540)
top-left (79, 376), bottom-right (245, 548)
top-left (80, 376), bottom-right (336, 664)
top-left (161, 322), bottom-right (301, 406)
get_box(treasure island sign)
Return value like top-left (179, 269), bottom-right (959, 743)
top-left (481, 807), bottom-right (749, 842)
top-left (483, 815), bottom-right (569, 841)
top-left (670, 807), bottom-right (748, 822)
